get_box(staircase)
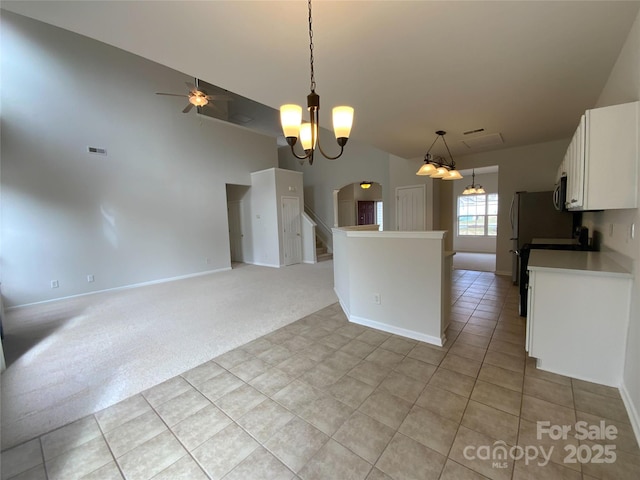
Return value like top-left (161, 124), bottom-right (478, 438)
top-left (316, 236), bottom-right (333, 262)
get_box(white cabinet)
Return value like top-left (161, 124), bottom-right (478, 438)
top-left (526, 251), bottom-right (632, 386)
top-left (565, 101), bottom-right (639, 211)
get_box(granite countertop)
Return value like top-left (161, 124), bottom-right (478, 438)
top-left (528, 250), bottom-right (632, 278)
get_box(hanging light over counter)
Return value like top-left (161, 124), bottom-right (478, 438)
top-left (280, 0), bottom-right (354, 166)
top-left (416, 130), bottom-right (463, 180)
top-left (463, 169), bottom-right (485, 194)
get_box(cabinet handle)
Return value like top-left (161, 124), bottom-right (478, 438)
top-left (571, 198), bottom-right (577, 203)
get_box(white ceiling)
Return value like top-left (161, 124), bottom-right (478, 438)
top-left (3, 0), bottom-right (639, 159)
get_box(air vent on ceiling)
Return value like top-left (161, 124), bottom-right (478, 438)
top-left (87, 146), bottom-right (107, 155)
top-left (461, 133), bottom-right (503, 149)
top-left (463, 128), bottom-right (485, 135)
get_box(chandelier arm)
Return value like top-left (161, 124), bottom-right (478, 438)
top-left (424, 135), bottom-right (441, 157)
top-left (316, 137), bottom-right (345, 160)
top-left (288, 143), bottom-right (313, 161)
top-left (441, 135), bottom-right (456, 168)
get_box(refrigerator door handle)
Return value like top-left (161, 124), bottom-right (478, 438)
top-left (509, 194), bottom-right (516, 230)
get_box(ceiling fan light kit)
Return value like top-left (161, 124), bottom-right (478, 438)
top-left (156, 81), bottom-right (231, 114)
top-left (416, 130), bottom-right (463, 181)
top-left (279, 0), bottom-right (354, 165)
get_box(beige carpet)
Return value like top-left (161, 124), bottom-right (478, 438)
top-left (452, 252), bottom-right (496, 272)
top-left (1, 262), bottom-right (337, 449)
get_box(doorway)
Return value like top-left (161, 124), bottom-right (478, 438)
top-left (281, 196), bottom-right (302, 266)
top-left (335, 182), bottom-right (383, 230)
top-left (357, 201), bottom-right (375, 225)
top-left (226, 184), bottom-right (250, 266)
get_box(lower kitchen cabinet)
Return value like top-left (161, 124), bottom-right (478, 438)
top-left (526, 250), bottom-right (632, 387)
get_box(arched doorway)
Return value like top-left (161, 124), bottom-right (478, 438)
top-left (334, 182), bottom-right (383, 230)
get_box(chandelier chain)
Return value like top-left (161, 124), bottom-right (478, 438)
top-left (308, 0), bottom-right (316, 92)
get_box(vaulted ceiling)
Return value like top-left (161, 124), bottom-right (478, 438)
top-left (3, 0), bottom-right (639, 159)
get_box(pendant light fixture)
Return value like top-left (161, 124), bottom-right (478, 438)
top-left (463, 169), bottom-right (485, 194)
top-left (416, 130), bottom-right (463, 180)
top-left (280, 0), bottom-right (354, 166)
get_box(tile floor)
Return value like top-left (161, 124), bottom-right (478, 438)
top-left (2, 270), bottom-right (639, 480)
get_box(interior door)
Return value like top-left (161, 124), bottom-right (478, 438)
top-left (396, 185), bottom-right (425, 231)
top-left (228, 200), bottom-right (243, 262)
top-left (357, 201), bottom-right (376, 225)
top-left (281, 196), bottom-right (302, 266)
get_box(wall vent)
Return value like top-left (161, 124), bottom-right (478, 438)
top-left (463, 128), bottom-right (485, 135)
top-left (87, 146), bottom-right (107, 155)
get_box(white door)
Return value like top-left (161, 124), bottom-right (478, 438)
top-left (396, 185), bottom-right (425, 231)
top-left (228, 201), bottom-right (243, 262)
top-left (282, 196), bottom-right (302, 266)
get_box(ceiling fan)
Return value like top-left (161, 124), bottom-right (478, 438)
top-left (156, 80), bottom-right (231, 113)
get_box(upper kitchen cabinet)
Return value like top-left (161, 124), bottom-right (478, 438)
top-left (565, 101), bottom-right (639, 211)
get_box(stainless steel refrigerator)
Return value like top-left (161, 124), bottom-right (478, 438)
top-left (510, 191), bottom-right (576, 283)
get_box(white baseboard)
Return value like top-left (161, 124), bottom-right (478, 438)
top-left (349, 315), bottom-right (445, 347)
top-left (620, 382), bottom-right (640, 451)
top-left (7, 268), bottom-right (232, 310)
top-left (250, 261), bottom-right (280, 268)
top-left (333, 288), bottom-right (444, 346)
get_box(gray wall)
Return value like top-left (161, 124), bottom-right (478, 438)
top-left (1, 12), bottom-right (278, 306)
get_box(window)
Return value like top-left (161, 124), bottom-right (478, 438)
top-left (457, 193), bottom-right (498, 236)
top-left (376, 201), bottom-right (383, 231)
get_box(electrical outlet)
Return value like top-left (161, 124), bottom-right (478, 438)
top-left (87, 275), bottom-right (95, 283)
top-left (373, 293), bottom-right (381, 304)
top-left (51, 280), bottom-right (59, 288)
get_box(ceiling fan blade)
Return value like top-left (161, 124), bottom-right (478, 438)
top-left (156, 92), bottom-right (188, 97)
top-left (182, 103), bottom-right (194, 113)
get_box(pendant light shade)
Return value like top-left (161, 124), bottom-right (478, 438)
top-left (442, 169), bottom-right (463, 180)
top-left (416, 162), bottom-right (437, 176)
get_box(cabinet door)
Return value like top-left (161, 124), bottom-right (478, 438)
top-left (583, 101), bottom-right (639, 210)
top-left (525, 271), bottom-right (535, 353)
top-left (567, 115), bottom-right (585, 209)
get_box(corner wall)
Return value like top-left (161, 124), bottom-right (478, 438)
top-left (0, 12), bottom-right (278, 306)
top-left (582, 8), bottom-right (640, 438)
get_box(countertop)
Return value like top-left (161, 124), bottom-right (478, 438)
top-left (528, 250), bottom-right (632, 278)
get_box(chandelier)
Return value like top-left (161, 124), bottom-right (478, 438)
top-left (463, 169), bottom-right (485, 194)
top-left (416, 130), bottom-right (463, 180)
top-left (280, 0), bottom-right (354, 165)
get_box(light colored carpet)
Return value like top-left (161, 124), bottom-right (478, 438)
top-left (452, 252), bottom-right (496, 272)
top-left (0, 262), bottom-right (337, 449)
